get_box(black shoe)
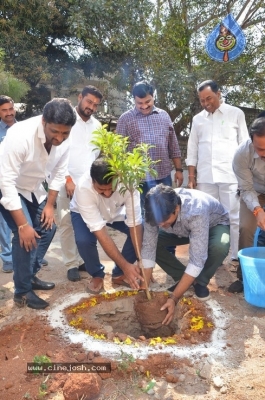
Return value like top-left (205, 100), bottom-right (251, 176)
top-left (31, 276), bottom-right (55, 290)
top-left (67, 267), bottom-right (80, 282)
top-left (78, 263), bottom-right (86, 272)
top-left (41, 258), bottom-right (48, 266)
top-left (14, 290), bottom-right (49, 309)
top-left (167, 281), bottom-right (179, 292)
top-left (228, 280), bottom-right (243, 293)
top-left (193, 283), bottom-right (210, 300)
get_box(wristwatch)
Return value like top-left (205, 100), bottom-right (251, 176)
top-left (175, 168), bottom-right (183, 172)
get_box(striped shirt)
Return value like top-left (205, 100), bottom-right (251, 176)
top-left (116, 106), bottom-right (181, 180)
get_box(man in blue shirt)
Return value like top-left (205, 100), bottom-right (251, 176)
top-left (0, 96), bottom-right (49, 273)
top-left (0, 96), bottom-right (17, 273)
top-left (141, 184), bottom-right (230, 324)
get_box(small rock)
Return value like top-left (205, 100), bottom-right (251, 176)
top-left (76, 353), bottom-right (86, 362)
top-left (5, 382), bottom-right (13, 389)
top-left (220, 386), bottom-right (228, 394)
top-left (46, 350), bottom-right (53, 358)
top-left (213, 376), bottom-right (224, 388)
top-left (165, 374), bottom-right (178, 383)
top-left (94, 351), bottom-right (100, 357)
top-left (199, 362), bottom-right (211, 380)
top-left (63, 373), bottom-right (102, 400)
top-left (178, 374), bottom-right (185, 382)
top-left (147, 388), bottom-right (155, 395)
top-left (107, 332), bottom-right (114, 340)
top-left (139, 365), bottom-right (145, 373)
top-left (139, 336), bottom-right (146, 341)
top-left (87, 351), bottom-right (94, 360)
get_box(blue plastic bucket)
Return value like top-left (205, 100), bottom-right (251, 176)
top-left (238, 247), bottom-right (265, 307)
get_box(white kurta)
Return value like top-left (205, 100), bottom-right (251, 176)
top-left (186, 103), bottom-right (249, 183)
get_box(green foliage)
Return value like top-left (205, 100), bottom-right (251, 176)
top-left (0, 49), bottom-right (29, 100)
top-left (142, 379), bottom-right (156, 393)
top-left (0, 0), bottom-right (264, 126)
top-left (33, 354), bottom-right (51, 365)
top-left (117, 350), bottom-right (135, 372)
top-left (32, 354), bottom-right (51, 376)
top-left (92, 125), bottom-right (158, 194)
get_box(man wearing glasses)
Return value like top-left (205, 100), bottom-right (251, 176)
top-left (56, 86), bottom-right (103, 282)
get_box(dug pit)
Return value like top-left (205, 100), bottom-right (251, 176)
top-left (63, 290), bottom-right (214, 348)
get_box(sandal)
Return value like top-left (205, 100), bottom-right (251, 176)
top-left (111, 275), bottom-right (130, 288)
top-left (86, 277), bottom-right (104, 294)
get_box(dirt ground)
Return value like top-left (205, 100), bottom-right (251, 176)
top-left (1, 226), bottom-right (265, 400)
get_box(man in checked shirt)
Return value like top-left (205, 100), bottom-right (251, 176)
top-left (116, 81), bottom-right (183, 211)
top-left (141, 184), bottom-right (230, 324)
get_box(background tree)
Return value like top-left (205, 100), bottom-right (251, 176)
top-left (1, 0), bottom-right (264, 132)
top-left (0, 49), bottom-right (29, 102)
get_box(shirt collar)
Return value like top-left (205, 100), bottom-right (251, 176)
top-left (37, 117), bottom-right (46, 143)
top-left (75, 107), bottom-right (94, 123)
top-left (133, 105), bottom-right (160, 116)
top-left (205, 102), bottom-right (225, 117)
top-left (0, 119), bottom-right (17, 129)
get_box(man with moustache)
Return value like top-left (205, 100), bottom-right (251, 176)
top-left (0, 96), bottom-right (49, 273)
top-left (56, 86), bottom-right (103, 282)
top-left (0, 95), bottom-right (17, 273)
top-left (186, 80), bottom-right (249, 274)
top-left (70, 157), bottom-right (143, 293)
top-left (0, 98), bottom-right (76, 309)
top-left (116, 81), bottom-right (183, 211)
top-left (228, 117), bottom-right (265, 293)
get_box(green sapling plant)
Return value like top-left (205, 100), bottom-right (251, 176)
top-left (92, 125), bottom-right (159, 300)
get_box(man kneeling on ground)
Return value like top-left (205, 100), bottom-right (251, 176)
top-left (70, 157), bottom-right (144, 293)
top-left (141, 184), bottom-right (230, 325)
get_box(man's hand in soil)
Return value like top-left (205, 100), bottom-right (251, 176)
top-left (161, 298), bottom-right (176, 325)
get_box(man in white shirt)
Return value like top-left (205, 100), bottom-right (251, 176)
top-left (0, 98), bottom-right (76, 309)
top-left (56, 86), bottom-right (103, 282)
top-left (70, 158), bottom-right (143, 293)
top-left (229, 116), bottom-right (265, 293)
top-left (186, 80), bottom-right (249, 267)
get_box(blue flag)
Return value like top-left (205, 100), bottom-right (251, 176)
top-left (205, 14), bottom-right (246, 62)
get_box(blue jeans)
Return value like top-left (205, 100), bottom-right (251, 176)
top-left (71, 212), bottom-right (137, 278)
top-left (0, 211), bottom-right (12, 267)
top-left (0, 193), bottom-right (56, 294)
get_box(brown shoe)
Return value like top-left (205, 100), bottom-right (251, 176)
top-left (86, 277), bottom-right (104, 294)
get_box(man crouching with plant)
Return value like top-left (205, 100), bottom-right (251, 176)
top-left (141, 184), bottom-right (230, 325)
top-left (70, 157), bottom-right (144, 293)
